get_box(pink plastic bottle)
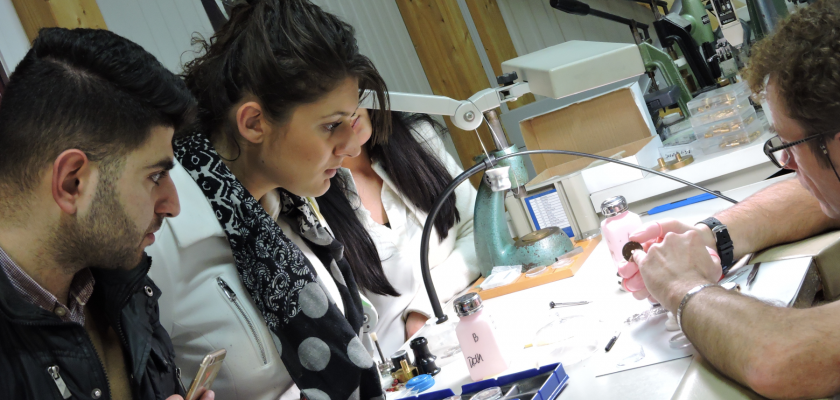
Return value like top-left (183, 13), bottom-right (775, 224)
top-left (600, 196), bottom-right (642, 267)
top-left (453, 293), bottom-right (508, 381)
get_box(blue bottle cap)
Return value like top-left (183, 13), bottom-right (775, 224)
top-left (405, 374), bottom-right (435, 393)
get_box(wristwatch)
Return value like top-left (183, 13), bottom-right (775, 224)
top-left (696, 217), bottom-right (735, 275)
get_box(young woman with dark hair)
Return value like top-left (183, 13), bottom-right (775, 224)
top-left (317, 108), bottom-right (480, 356)
top-left (146, 1), bottom-right (389, 399)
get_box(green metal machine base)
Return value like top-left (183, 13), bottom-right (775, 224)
top-left (639, 42), bottom-right (692, 117)
top-left (474, 145), bottom-right (574, 277)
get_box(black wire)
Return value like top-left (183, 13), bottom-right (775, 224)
top-left (418, 161), bottom-right (486, 324)
top-left (500, 150), bottom-right (739, 203)
top-left (421, 149), bottom-right (739, 323)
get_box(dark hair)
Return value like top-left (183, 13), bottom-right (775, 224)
top-left (743, 0), bottom-right (840, 168)
top-left (319, 112), bottom-right (460, 296)
top-left (0, 28), bottom-right (195, 197)
top-left (182, 0), bottom-right (390, 150)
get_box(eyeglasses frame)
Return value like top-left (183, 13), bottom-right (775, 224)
top-left (764, 131), bottom-right (840, 183)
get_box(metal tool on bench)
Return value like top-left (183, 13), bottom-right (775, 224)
top-left (747, 262), bottom-right (761, 289)
top-left (549, 300), bottom-right (591, 309)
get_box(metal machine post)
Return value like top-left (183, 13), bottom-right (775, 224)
top-left (745, 0), bottom-right (789, 40)
top-left (483, 110), bottom-right (511, 150)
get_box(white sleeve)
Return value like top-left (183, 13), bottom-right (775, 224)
top-left (405, 121), bottom-right (481, 319)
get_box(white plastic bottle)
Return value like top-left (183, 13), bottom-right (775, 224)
top-left (600, 196), bottom-right (642, 267)
top-left (453, 293), bottom-right (508, 381)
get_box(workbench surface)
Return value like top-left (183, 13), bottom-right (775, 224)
top-left (387, 174), bottom-right (794, 400)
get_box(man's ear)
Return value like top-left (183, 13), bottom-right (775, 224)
top-left (236, 101), bottom-right (268, 145)
top-left (51, 150), bottom-right (92, 215)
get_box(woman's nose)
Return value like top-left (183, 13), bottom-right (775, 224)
top-left (334, 122), bottom-right (361, 158)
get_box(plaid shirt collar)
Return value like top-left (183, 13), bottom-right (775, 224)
top-left (0, 245), bottom-right (95, 325)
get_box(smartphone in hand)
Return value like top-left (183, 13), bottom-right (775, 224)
top-left (185, 349), bottom-right (226, 400)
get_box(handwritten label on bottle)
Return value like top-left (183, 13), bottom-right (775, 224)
top-left (467, 353), bottom-right (484, 368)
top-left (473, 333), bottom-right (479, 342)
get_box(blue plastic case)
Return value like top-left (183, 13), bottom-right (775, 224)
top-left (397, 363), bottom-right (569, 400)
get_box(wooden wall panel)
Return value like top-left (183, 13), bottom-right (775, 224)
top-left (465, 0), bottom-right (535, 110)
top-left (12, 0), bottom-right (107, 42)
top-left (396, 0), bottom-right (503, 187)
top-left (11, 0), bottom-right (54, 41)
top-left (51, 0), bottom-right (107, 30)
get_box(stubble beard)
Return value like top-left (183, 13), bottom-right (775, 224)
top-left (51, 176), bottom-right (150, 273)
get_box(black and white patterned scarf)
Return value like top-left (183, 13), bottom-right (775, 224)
top-left (175, 133), bottom-right (383, 400)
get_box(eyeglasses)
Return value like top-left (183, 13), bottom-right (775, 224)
top-left (764, 131), bottom-right (840, 185)
top-left (763, 132), bottom-right (832, 169)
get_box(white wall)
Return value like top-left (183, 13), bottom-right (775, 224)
top-left (0, 0), bottom-right (31, 75)
top-left (310, 0), bottom-right (434, 96)
top-left (96, 0), bottom-right (215, 73)
top-left (498, 0), bottom-right (660, 56)
top-left (96, 0), bottom-right (434, 94)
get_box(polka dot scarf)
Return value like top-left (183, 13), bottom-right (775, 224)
top-left (175, 133), bottom-right (383, 400)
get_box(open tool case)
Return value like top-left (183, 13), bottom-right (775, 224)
top-left (397, 363), bottom-right (569, 400)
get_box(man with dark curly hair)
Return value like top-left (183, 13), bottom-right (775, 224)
top-left (616, 0), bottom-right (840, 398)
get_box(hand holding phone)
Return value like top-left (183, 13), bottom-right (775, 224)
top-left (166, 392), bottom-right (214, 400)
top-left (185, 349), bottom-right (226, 400)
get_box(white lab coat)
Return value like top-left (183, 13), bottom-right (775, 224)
top-left (331, 122), bottom-right (481, 356)
top-left (146, 161), bottom-right (343, 400)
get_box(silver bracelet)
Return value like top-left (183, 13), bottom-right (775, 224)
top-left (676, 282), bottom-right (739, 331)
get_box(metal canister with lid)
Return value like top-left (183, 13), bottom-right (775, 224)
top-left (454, 292), bottom-right (484, 317)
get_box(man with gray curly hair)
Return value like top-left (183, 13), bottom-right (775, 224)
top-left (618, 0), bottom-right (840, 398)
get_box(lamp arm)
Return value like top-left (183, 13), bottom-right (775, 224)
top-left (361, 83), bottom-right (532, 131)
top-left (359, 92), bottom-right (463, 117)
top-left (421, 149), bottom-right (738, 324)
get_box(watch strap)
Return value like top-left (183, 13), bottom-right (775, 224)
top-left (697, 217), bottom-right (735, 274)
